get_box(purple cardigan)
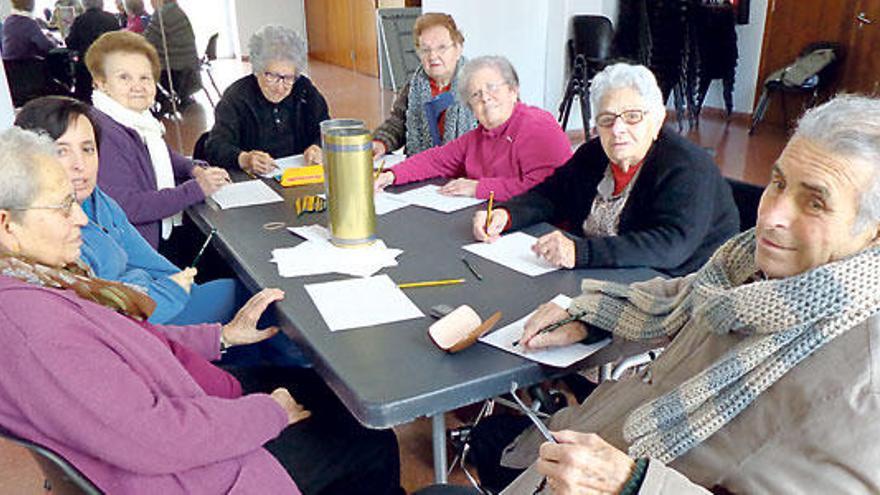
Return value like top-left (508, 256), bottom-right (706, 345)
top-left (390, 102), bottom-right (572, 201)
top-left (92, 109), bottom-right (205, 248)
top-left (1, 14), bottom-right (57, 60)
top-left (0, 276), bottom-right (299, 494)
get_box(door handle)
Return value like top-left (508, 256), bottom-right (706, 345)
top-left (857, 12), bottom-right (873, 25)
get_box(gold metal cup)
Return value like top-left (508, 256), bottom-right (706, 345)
top-left (320, 119), bottom-right (376, 247)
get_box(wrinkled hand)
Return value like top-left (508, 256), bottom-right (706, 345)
top-left (520, 300), bottom-right (587, 349)
top-left (374, 171), bottom-right (395, 191)
top-left (439, 178), bottom-right (478, 197)
top-left (472, 208), bottom-right (509, 242)
top-left (221, 288), bottom-right (284, 346)
top-left (537, 430), bottom-right (635, 495)
top-left (270, 388), bottom-right (312, 426)
top-left (533, 230), bottom-right (576, 268)
top-left (371, 140), bottom-right (387, 159)
top-left (303, 144), bottom-right (323, 165)
top-left (239, 150), bottom-right (276, 175)
top-left (169, 267), bottom-right (197, 294)
top-left (192, 165), bottom-right (229, 196)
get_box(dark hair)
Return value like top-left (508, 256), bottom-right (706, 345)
top-left (14, 96), bottom-right (101, 148)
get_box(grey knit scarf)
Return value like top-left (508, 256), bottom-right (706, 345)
top-left (404, 59), bottom-right (476, 156)
top-left (568, 229), bottom-right (880, 463)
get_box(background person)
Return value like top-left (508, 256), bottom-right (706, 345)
top-left (85, 31), bottom-right (228, 251)
top-left (203, 24), bottom-right (329, 174)
top-left (371, 12), bottom-right (476, 158)
top-left (1, 0), bottom-right (59, 60)
top-left (374, 56), bottom-right (571, 201)
top-left (473, 63), bottom-right (738, 275)
top-left (142, 0), bottom-right (200, 106)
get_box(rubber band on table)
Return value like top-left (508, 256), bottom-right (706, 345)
top-left (263, 221), bottom-right (287, 231)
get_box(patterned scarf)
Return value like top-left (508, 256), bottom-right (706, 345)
top-left (404, 58), bottom-right (477, 156)
top-left (568, 229), bottom-right (880, 463)
top-left (0, 255), bottom-right (156, 321)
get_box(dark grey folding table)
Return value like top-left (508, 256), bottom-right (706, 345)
top-left (187, 176), bottom-right (660, 483)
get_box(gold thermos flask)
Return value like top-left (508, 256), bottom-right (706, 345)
top-left (320, 119), bottom-right (376, 247)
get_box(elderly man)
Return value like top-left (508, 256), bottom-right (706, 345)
top-left (484, 94), bottom-right (880, 494)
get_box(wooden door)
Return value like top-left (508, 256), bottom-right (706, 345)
top-left (754, 0), bottom-right (853, 127)
top-left (305, 0), bottom-right (379, 77)
top-left (839, 1), bottom-right (880, 94)
top-left (352, 0), bottom-right (380, 77)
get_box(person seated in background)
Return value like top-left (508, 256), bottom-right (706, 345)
top-left (473, 63), bottom-right (738, 276)
top-left (0, 126), bottom-right (404, 495)
top-left (143, 0), bottom-right (201, 107)
top-left (475, 94), bottom-right (880, 494)
top-left (85, 31), bottom-right (228, 251)
top-left (1, 0), bottom-right (59, 60)
top-left (65, 0), bottom-right (120, 102)
top-left (374, 55), bottom-right (572, 201)
top-left (123, 0), bottom-right (150, 33)
top-left (15, 96), bottom-right (240, 326)
top-left (203, 24), bottom-right (329, 175)
top-left (371, 12), bottom-right (476, 159)
top-left (49, 0), bottom-right (83, 38)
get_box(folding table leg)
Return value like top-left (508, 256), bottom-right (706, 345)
top-left (432, 413), bottom-right (448, 484)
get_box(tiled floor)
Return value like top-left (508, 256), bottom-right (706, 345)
top-left (0, 58), bottom-right (787, 494)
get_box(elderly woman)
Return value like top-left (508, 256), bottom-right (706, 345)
top-left (203, 25), bottom-right (329, 174)
top-left (372, 12), bottom-right (476, 158)
top-left (473, 62), bottom-right (739, 275)
top-left (14, 96), bottom-right (241, 327)
top-left (85, 31), bottom-right (229, 251)
top-left (375, 55), bottom-right (571, 201)
top-left (0, 127), bottom-right (402, 494)
top-left (459, 94), bottom-right (880, 494)
top-left (1, 0), bottom-right (59, 60)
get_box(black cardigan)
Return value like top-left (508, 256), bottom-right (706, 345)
top-left (204, 74), bottom-right (330, 169)
top-left (501, 128), bottom-right (739, 276)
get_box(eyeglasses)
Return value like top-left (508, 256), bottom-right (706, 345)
top-left (595, 109), bottom-right (649, 128)
top-left (467, 81), bottom-right (508, 105)
top-left (262, 71), bottom-right (297, 87)
top-left (6, 193), bottom-right (78, 218)
top-left (416, 43), bottom-right (454, 58)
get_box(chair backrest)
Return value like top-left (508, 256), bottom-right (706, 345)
top-left (192, 131), bottom-right (210, 161)
top-left (569, 15), bottom-right (615, 65)
top-left (204, 33), bottom-right (219, 62)
top-left (0, 425), bottom-right (102, 495)
top-left (726, 178), bottom-right (765, 232)
top-left (3, 57), bottom-right (51, 108)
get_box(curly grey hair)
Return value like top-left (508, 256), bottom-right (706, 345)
top-left (0, 127), bottom-right (59, 219)
top-left (248, 25), bottom-right (308, 76)
top-left (588, 63), bottom-right (665, 128)
top-left (794, 94), bottom-right (880, 234)
top-left (457, 55), bottom-right (519, 107)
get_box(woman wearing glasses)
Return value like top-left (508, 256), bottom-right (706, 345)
top-left (203, 25), bottom-right (329, 175)
top-left (472, 63), bottom-right (739, 276)
top-left (84, 31), bottom-right (230, 252)
top-left (374, 55), bottom-right (572, 201)
top-left (372, 13), bottom-right (476, 159)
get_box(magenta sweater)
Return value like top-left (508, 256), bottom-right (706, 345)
top-left (0, 276), bottom-right (299, 494)
top-left (390, 102), bottom-right (572, 200)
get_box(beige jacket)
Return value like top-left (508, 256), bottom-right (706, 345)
top-left (501, 275), bottom-right (880, 494)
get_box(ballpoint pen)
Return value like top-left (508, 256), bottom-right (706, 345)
top-left (191, 228), bottom-right (217, 268)
top-left (513, 309), bottom-right (589, 347)
top-left (461, 257), bottom-right (483, 280)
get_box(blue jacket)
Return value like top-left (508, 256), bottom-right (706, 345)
top-left (80, 187), bottom-right (189, 323)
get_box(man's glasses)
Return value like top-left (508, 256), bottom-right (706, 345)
top-left (415, 43), bottom-right (453, 58)
top-left (6, 193), bottom-right (78, 218)
top-left (595, 109), bottom-right (648, 128)
top-left (467, 81), bottom-right (508, 105)
top-left (262, 71), bottom-right (297, 87)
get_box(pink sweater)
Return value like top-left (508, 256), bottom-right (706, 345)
top-left (0, 276), bottom-right (299, 494)
top-left (391, 102), bottom-right (572, 200)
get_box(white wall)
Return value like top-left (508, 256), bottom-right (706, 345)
top-left (233, 0), bottom-right (306, 59)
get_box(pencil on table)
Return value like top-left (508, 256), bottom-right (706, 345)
top-left (397, 278), bottom-right (465, 289)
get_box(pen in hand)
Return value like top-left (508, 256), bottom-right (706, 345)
top-left (514, 309), bottom-right (588, 347)
top-left (191, 228), bottom-right (216, 268)
top-left (484, 190), bottom-right (495, 233)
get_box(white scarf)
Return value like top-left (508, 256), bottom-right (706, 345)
top-left (92, 90), bottom-right (180, 240)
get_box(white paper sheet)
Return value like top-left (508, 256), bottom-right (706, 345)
top-left (276, 225), bottom-right (403, 277)
top-left (211, 180), bottom-right (284, 209)
top-left (392, 184), bottom-right (485, 213)
top-left (374, 192), bottom-right (409, 215)
top-left (305, 274), bottom-right (425, 331)
top-left (258, 154), bottom-right (306, 179)
top-left (374, 153), bottom-right (406, 169)
top-left (479, 295), bottom-right (610, 368)
top-left (462, 232), bottom-right (558, 277)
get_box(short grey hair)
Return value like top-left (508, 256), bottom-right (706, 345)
top-left (589, 63), bottom-right (665, 128)
top-left (0, 127), bottom-right (59, 218)
top-left (249, 25), bottom-right (308, 76)
top-left (83, 0), bottom-right (103, 9)
top-left (794, 94), bottom-right (880, 234)
top-left (457, 55), bottom-right (519, 107)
